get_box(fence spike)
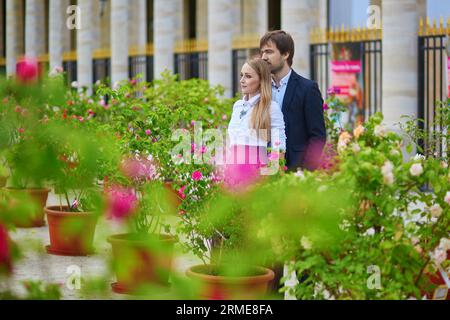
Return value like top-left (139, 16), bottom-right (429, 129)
top-left (439, 17), bottom-right (444, 34)
top-left (419, 17), bottom-right (424, 36)
top-left (426, 16), bottom-right (430, 36)
top-left (447, 17), bottom-right (450, 36)
top-left (432, 18), bottom-right (437, 35)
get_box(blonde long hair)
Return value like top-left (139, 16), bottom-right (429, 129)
top-left (247, 58), bottom-right (272, 142)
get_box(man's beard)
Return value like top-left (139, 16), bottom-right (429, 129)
top-left (270, 61), bottom-right (285, 74)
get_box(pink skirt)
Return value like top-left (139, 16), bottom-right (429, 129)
top-left (220, 145), bottom-right (268, 192)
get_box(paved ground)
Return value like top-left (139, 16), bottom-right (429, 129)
top-left (4, 191), bottom-right (300, 300)
top-left (5, 192), bottom-right (204, 300)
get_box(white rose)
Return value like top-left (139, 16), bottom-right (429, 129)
top-left (381, 161), bottom-right (394, 175)
top-left (433, 247), bottom-right (447, 266)
top-left (381, 161), bottom-right (395, 185)
top-left (295, 170), bottom-right (305, 180)
top-left (410, 163), bottom-right (423, 176)
top-left (301, 236), bottom-right (312, 250)
top-left (383, 172), bottom-right (394, 185)
top-left (439, 238), bottom-right (450, 252)
top-left (374, 125), bottom-right (387, 137)
top-left (351, 143), bottom-right (361, 153)
top-left (413, 154), bottom-right (426, 161)
top-left (443, 191), bottom-right (450, 205)
top-left (71, 81), bottom-right (79, 88)
top-left (429, 204), bottom-right (443, 218)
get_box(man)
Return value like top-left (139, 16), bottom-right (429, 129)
top-left (260, 30), bottom-right (326, 298)
top-left (260, 30), bottom-right (326, 171)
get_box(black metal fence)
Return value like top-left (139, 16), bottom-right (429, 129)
top-left (310, 38), bottom-right (382, 124)
top-left (93, 58), bottom-right (110, 84)
top-left (418, 33), bottom-right (448, 159)
top-left (129, 55), bottom-right (154, 83)
top-left (174, 52), bottom-right (207, 81)
top-left (62, 60), bottom-right (77, 85)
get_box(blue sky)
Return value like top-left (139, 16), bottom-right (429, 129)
top-left (329, 0), bottom-right (450, 29)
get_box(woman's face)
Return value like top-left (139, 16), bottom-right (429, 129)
top-left (240, 63), bottom-right (260, 98)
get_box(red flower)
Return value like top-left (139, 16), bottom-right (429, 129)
top-left (0, 224), bottom-right (13, 274)
top-left (16, 57), bottom-right (39, 83)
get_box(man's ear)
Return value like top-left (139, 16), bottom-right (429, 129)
top-left (282, 52), bottom-right (290, 63)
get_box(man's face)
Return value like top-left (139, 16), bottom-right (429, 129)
top-left (260, 40), bottom-right (289, 74)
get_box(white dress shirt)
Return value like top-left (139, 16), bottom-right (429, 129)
top-left (228, 94), bottom-right (287, 152)
top-left (271, 69), bottom-right (292, 110)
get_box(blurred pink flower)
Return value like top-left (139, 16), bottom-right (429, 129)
top-left (0, 224), bottom-right (12, 274)
top-left (323, 103), bottom-right (329, 111)
top-left (16, 57), bottom-right (39, 83)
top-left (178, 186), bottom-right (187, 199)
top-left (191, 143), bottom-right (196, 153)
top-left (192, 171), bottom-right (203, 181)
top-left (121, 157), bottom-right (159, 181)
top-left (106, 186), bottom-right (138, 220)
top-left (145, 129), bottom-right (152, 136)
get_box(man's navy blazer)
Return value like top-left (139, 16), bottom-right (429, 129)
top-left (281, 70), bottom-right (326, 171)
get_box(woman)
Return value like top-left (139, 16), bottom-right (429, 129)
top-left (223, 58), bottom-right (286, 191)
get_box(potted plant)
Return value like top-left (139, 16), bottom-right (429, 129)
top-left (42, 113), bottom-right (119, 256)
top-left (174, 161), bottom-right (282, 300)
top-left (0, 72), bottom-right (66, 228)
top-left (106, 155), bottom-right (178, 295)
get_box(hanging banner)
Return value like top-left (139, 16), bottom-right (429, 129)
top-left (330, 43), bottom-right (364, 127)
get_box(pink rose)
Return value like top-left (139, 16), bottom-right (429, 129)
top-left (192, 171), bottom-right (203, 181)
top-left (177, 186), bottom-right (187, 199)
top-left (16, 57), bottom-right (39, 83)
top-left (145, 129), bottom-right (152, 136)
top-left (106, 186), bottom-right (137, 220)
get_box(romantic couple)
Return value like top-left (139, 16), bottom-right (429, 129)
top-left (222, 30), bottom-right (327, 190)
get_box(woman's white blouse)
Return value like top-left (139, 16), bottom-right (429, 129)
top-left (228, 94), bottom-right (287, 152)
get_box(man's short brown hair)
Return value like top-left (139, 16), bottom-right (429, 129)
top-left (260, 30), bottom-right (295, 67)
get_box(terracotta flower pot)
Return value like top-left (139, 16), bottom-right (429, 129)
top-left (163, 180), bottom-right (182, 211)
top-left (186, 264), bottom-right (275, 300)
top-left (45, 206), bottom-right (98, 256)
top-left (0, 176), bottom-right (7, 188)
top-left (3, 188), bottom-right (50, 228)
top-left (108, 233), bottom-right (176, 294)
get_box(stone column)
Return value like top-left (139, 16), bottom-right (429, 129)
top-left (49, 0), bottom-right (68, 70)
top-left (129, 0), bottom-right (147, 50)
top-left (0, 0), bottom-right (4, 58)
top-left (111, 0), bottom-right (129, 84)
top-left (417, 0), bottom-right (427, 20)
top-left (382, 0), bottom-right (419, 130)
top-left (196, 0), bottom-right (208, 40)
top-left (242, 0), bottom-right (268, 36)
top-left (129, 0), bottom-right (147, 80)
top-left (281, 0), bottom-right (320, 78)
top-left (153, 0), bottom-right (181, 78)
top-left (25, 0), bottom-right (46, 57)
top-left (319, 0), bottom-right (328, 30)
top-left (208, 0), bottom-right (234, 97)
top-left (6, 0), bottom-right (24, 76)
top-left (77, 0), bottom-right (94, 92)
